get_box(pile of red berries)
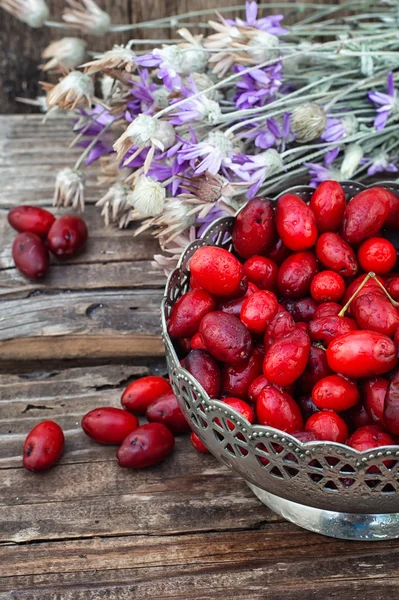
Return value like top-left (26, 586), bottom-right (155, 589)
top-left (168, 182), bottom-right (399, 453)
top-left (22, 375), bottom-right (197, 472)
top-left (8, 205), bottom-right (88, 280)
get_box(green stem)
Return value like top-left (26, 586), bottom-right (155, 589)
top-left (338, 273), bottom-right (374, 317)
top-left (369, 273), bottom-right (399, 308)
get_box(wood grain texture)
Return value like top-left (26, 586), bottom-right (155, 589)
top-left (0, 115), bottom-right (166, 360)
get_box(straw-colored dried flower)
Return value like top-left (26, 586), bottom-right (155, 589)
top-left (82, 45), bottom-right (137, 74)
top-left (41, 37), bottom-right (87, 72)
top-left (127, 176), bottom-right (166, 217)
top-left (96, 182), bottom-right (132, 228)
top-left (42, 71), bottom-right (94, 110)
top-left (62, 0), bottom-right (111, 36)
top-left (1, 0), bottom-right (49, 27)
top-left (152, 227), bottom-right (196, 276)
top-left (53, 168), bottom-right (85, 212)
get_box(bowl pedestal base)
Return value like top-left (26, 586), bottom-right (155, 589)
top-left (248, 483), bottom-right (399, 540)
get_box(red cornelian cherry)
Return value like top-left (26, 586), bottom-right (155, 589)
top-left (23, 421), bottom-right (64, 472)
top-left (190, 246), bottom-right (244, 297)
top-left (8, 205), bottom-right (55, 238)
top-left (363, 377), bottom-right (388, 426)
top-left (82, 408), bottom-right (139, 445)
top-left (240, 290), bottom-right (278, 335)
top-left (310, 271), bottom-right (345, 303)
top-left (309, 180), bottom-right (346, 233)
top-left (305, 411), bottom-right (348, 443)
top-left (257, 386), bottom-right (303, 433)
top-left (167, 289), bottom-right (216, 339)
top-left (222, 397), bottom-right (255, 424)
top-left (121, 376), bottom-right (172, 415)
top-left (276, 193), bottom-right (318, 251)
top-left (47, 215), bottom-right (88, 258)
top-left (358, 237), bottom-right (397, 274)
top-left (191, 432), bottom-right (209, 454)
top-left (348, 425), bottom-right (395, 452)
top-left (243, 256), bottom-right (278, 291)
top-left (312, 374), bottom-right (360, 412)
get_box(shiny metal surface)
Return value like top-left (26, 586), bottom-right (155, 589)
top-left (161, 181), bottom-right (399, 537)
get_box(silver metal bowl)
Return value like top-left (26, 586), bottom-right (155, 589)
top-left (162, 180), bottom-right (399, 540)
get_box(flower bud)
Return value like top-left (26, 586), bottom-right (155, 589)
top-left (53, 168), bottom-right (85, 212)
top-left (127, 176), bottom-right (166, 217)
top-left (290, 103), bottom-right (327, 143)
top-left (2, 0), bottom-right (49, 28)
top-left (340, 144), bottom-right (363, 179)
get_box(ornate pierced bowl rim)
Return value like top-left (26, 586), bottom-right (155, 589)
top-left (161, 179), bottom-right (399, 461)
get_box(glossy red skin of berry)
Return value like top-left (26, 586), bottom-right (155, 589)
top-left (221, 348), bottom-right (263, 399)
top-left (352, 291), bottom-right (399, 338)
top-left (313, 302), bottom-right (342, 320)
top-left (82, 407), bottom-right (139, 445)
top-left (342, 187), bottom-right (390, 245)
top-left (327, 330), bottom-right (397, 378)
top-left (263, 328), bottom-right (310, 387)
top-left (281, 297), bottom-right (318, 323)
top-left (117, 423), bottom-right (175, 469)
top-left (47, 215), bottom-right (88, 258)
top-left (248, 374), bottom-right (272, 403)
top-left (167, 290), bottom-right (216, 339)
top-left (23, 421), bottom-right (64, 472)
top-left (232, 197), bottom-right (275, 259)
top-left (348, 425), bottom-right (395, 452)
top-left (199, 311), bottom-right (252, 365)
top-left (312, 374), bottom-right (360, 412)
top-left (190, 246), bottom-right (244, 297)
top-left (276, 193), bottom-right (318, 251)
top-left (222, 397), bottom-right (255, 425)
top-left (243, 256), bottom-right (278, 291)
top-left (297, 395), bottom-right (320, 421)
top-left (146, 393), bottom-right (190, 433)
top-left (190, 275), bottom-right (202, 290)
top-left (293, 430), bottom-right (318, 443)
top-left (278, 251), bottom-right (318, 298)
top-left (388, 277), bottom-right (399, 301)
top-left (384, 190), bottom-right (399, 230)
top-left (191, 432), bottom-right (209, 454)
top-left (309, 315), bottom-right (357, 346)
top-left (226, 276), bottom-right (248, 300)
top-left (121, 376), bottom-right (172, 415)
top-left (184, 349), bottom-right (221, 398)
top-left (316, 232), bottom-right (358, 278)
top-left (309, 180), bottom-right (346, 233)
top-left (358, 237), bottom-right (397, 275)
top-left (268, 237), bottom-right (292, 265)
top-left (240, 290), bottom-right (278, 335)
top-left (383, 369), bottom-right (399, 435)
top-left (190, 332), bottom-right (207, 350)
top-left (305, 411), bottom-right (348, 443)
top-left (218, 282), bottom-right (259, 318)
top-left (310, 271), bottom-right (345, 303)
top-left (12, 232), bottom-right (50, 280)
top-left (364, 377), bottom-right (388, 426)
top-left (346, 403), bottom-right (373, 430)
top-left (8, 205), bottom-right (55, 238)
top-left (300, 345), bottom-right (332, 393)
top-left (257, 386), bottom-right (303, 433)
top-left (264, 308), bottom-right (295, 350)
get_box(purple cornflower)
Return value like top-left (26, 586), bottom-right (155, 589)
top-left (225, 1), bottom-right (288, 35)
top-left (168, 78), bottom-right (222, 125)
top-left (233, 63), bottom-right (283, 109)
top-left (230, 149), bottom-right (283, 197)
top-left (324, 146), bottom-right (340, 166)
top-left (321, 118), bottom-right (346, 142)
top-left (242, 113), bottom-right (292, 150)
top-left (178, 131), bottom-right (234, 175)
top-left (126, 69), bottom-right (159, 119)
top-left (369, 71), bottom-right (398, 130)
top-left (304, 159), bottom-right (341, 187)
top-left (362, 151), bottom-right (398, 176)
top-left (76, 105), bottom-right (117, 165)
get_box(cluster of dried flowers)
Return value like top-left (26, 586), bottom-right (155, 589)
top-left (3, 0), bottom-right (399, 273)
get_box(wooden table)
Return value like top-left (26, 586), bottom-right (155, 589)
top-left (1, 115), bottom-right (399, 600)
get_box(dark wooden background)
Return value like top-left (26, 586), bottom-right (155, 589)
top-left (0, 0), bottom-right (333, 113)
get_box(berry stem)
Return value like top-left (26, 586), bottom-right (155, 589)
top-left (338, 272), bottom-right (374, 317)
top-left (369, 273), bottom-right (399, 308)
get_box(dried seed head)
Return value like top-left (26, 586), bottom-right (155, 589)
top-left (82, 45), bottom-right (137, 74)
top-left (152, 226), bottom-right (196, 275)
top-left (43, 71), bottom-right (94, 110)
top-left (53, 168), bottom-right (85, 212)
top-left (96, 182), bottom-right (132, 228)
top-left (1, 0), bottom-right (49, 27)
top-left (290, 103), bottom-right (327, 143)
top-left (340, 143), bottom-right (363, 179)
top-left (191, 72), bottom-right (222, 102)
top-left (246, 30), bottom-right (279, 62)
top-left (41, 38), bottom-right (87, 71)
top-left (113, 115), bottom-right (175, 161)
top-left (62, 0), bottom-right (111, 36)
top-left (127, 176), bottom-right (166, 218)
top-left (182, 172), bottom-right (234, 204)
